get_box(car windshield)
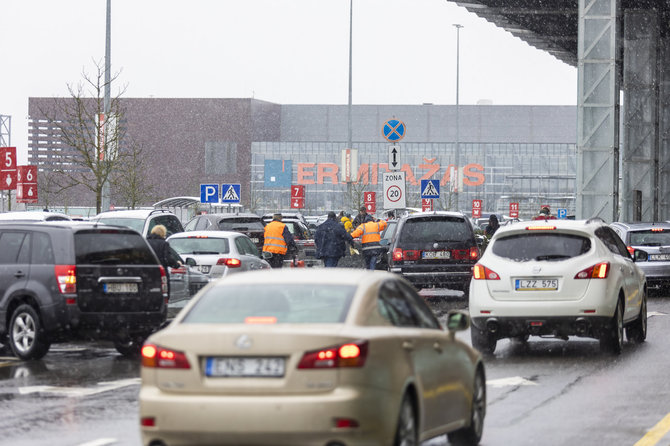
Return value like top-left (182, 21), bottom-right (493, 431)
top-left (169, 237), bottom-right (230, 255)
top-left (492, 233), bottom-right (592, 261)
top-left (398, 217), bottom-right (470, 244)
top-left (182, 283), bottom-right (356, 324)
top-left (217, 218), bottom-right (264, 231)
top-left (629, 230), bottom-right (670, 246)
top-left (94, 217), bottom-right (145, 234)
top-left (74, 230), bottom-right (157, 264)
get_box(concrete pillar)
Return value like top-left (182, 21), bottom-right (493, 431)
top-left (577, 0), bottom-right (621, 221)
top-left (659, 37), bottom-right (670, 220)
top-left (621, 10), bottom-right (659, 222)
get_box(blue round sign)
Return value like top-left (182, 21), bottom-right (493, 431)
top-left (383, 119), bottom-right (406, 142)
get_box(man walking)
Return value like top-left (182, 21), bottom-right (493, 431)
top-left (315, 211), bottom-right (355, 267)
top-left (262, 213), bottom-right (297, 268)
top-left (352, 206), bottom-right (374, 228)
top-left (351, 218), bottom-right (388, 270)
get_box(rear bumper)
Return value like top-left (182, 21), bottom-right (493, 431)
top-left (140, 385), bottom-right (398, 446)
top-left (389, 265), bottom-right (473, 289)
top-left (471, 315), bottom-right (612, 339)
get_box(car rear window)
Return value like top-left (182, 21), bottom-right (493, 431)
top-left (95, 217), bottom-right (144, 234)
top-left (398, 217), bottom-right (471, 244)
top-left (492, 233), bottom-right (591, 261)
top-left (182, 283), bottom-right (356, 324)
top-left (629, 230), bottom-right (670, 246)
top-left (74, 230), bottom-right (158, 264)
top-left (217, 218), bottom-right (264, 231)
top-left (169, 237), bottom-right (230, 255)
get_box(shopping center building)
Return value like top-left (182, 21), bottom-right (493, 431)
top-left (28, 98), bottom-right (576, 219)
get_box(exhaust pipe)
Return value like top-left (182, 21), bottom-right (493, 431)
top-left (486, 318), bottom-right (500, 334)
top-left (575, 317), bottom-right (590, 336)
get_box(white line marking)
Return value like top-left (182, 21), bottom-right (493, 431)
top-left (77, 439), bottom-right (118, 446)
top-left (487, 376), bottom-right (538, 388)
top-left (19, 378), bottom-right (140, 397)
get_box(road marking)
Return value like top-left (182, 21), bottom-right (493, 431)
top-left (77, 439), bottom-right (118, 446)
top-left (634, 413), bottom-right (670, 446)
top-left (19, 378), bottom-right (140, 397)
top-left (648, 311), bottom-right (667, 317)
top-left (487, 376), bottom-right (538, 388)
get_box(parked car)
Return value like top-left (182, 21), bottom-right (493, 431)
top-left (261, 213), bottom-right (319, 267)
top-left (261, 211), bottom-right (309, 228)
top-left (470, 219), bottom-right (648, 355)
top-left (183, 213), bottom-right (265, 251)
top-left (0, 210), bottom-right (71, 222)
top-left (91, 208), bottom-right (184, 237)
top-left (166, 262), bottom-right (210, 319)
top-left (167, 230), bottom-right (270, 278)
top-left (139, 268), bottom-right (485, 446)
top-left (611, 222), bottom-right (670, 294)
top-left (387, 211), bottom-right (479, 293)
top-left (0, 221), bottom-right (168, 359)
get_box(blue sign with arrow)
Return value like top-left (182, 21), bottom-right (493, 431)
top-left (383, 119), bottom-right (406, 142)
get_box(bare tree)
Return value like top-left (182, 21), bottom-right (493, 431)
top-left (37, 60), bottom-right (127, 214)
top-left (110, 141), bottom-right (154, 209)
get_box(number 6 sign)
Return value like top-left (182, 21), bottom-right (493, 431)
top-left (0, 147), bottom-right (17, 191)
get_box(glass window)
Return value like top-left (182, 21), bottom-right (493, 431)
top-left (154, 215), bottom-right (184, 237)
top-left (397, 281), bottom-right (441, 330)
top-left (595, 227), bottom-right (629, 257)
top-left (378, 281), bottom-right (418, 327)
top-left (75, 230), bottom-right (157, 264)
top-left (95, 217), bottom-right (144, 234)
top-left (492, 233), bottom-right (591, 261)
top-left (398, 217), bottom-right (471, 244)
top-left (628, 229), bottom-right (670, 247)
top-left (31, 232), bottom-right (54, 265)
top-left (0, 232), bottom-right (28, 264)
top-left (182, 283), bottom-right (356, 324)
top-left (217, 217), bottom-right (264, 231)
top-left (169, 236), bottom-right (229, 255)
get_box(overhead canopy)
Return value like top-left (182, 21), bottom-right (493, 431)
top-left (454, 0), bottom-right (670, 67)
top-left (153, 196), bottom-right (201, 209)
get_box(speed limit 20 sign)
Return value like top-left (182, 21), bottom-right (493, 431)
top-left (383, 172), bottom-right (406, 209)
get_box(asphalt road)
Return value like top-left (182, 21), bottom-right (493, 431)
top-left (2, 290), bottom-right (670, 446)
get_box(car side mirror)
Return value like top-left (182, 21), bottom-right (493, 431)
top-left (184, 257), bottom-right (197, 267)
top-left (446, 310), bottom-right (470, 332)
top-left (633, 249), bottom-right (648, 262)
top-left (380, 239), bottom-right (390, 246)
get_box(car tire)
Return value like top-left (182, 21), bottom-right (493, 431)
top-left (471, 328), bottom-right (497, 355)
top-left (393, 393), bottom-right (417, 446)
top-left (600, 298), bottom-right (624, 354)
top-left (114, 335), bottom-right (147, 357)
top-left (448, 367), bottom-right (486, 446)
top-left (9, 304), bottom-right (51, 360)
top-left (625, 291), bottom-right (647, 343)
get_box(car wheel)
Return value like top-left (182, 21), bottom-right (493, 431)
top-left (471, 328), bottom-right (497, 355)
top-left (448, 367), bottom-right (486, 446)
top-left (114, 336), bottom-right (146, 357)
top-left (393, 393), bottom-right (417, 446)
top-left (9, 304), bottom-right (51, 360)
top-left (600, 298), bottom-right (624, 354)
top-left (625, 291), bottom-right (647, 343)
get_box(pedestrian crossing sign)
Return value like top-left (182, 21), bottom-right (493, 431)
top-left (420, 179), bottom-right (440, 199)
top-left (221, 183), bottom-right (241, 203)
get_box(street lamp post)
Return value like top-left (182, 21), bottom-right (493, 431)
top-left (453, 23), bottom-right (463, 213)
top-left (101, 0), bottom-right (111, 212)
top-left (346, 0), bottom-right (353, 203)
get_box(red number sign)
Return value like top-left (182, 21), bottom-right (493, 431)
top-left (472, 199), bottom-right (482, 218)
top-left (509, 202), bottom-right (519, 218)
top-left (422, 198), bottom-right (433, 212)
top-left (290, 197), bottom-right (304, 209)
top-left (291, 185), bottom-right (305, 198)
top-left (0, 147), bottom-right (17, 191)
top-left (364, 191), bottom-right (376, 213)
top-left (16, 165), bottom-right (38, 203)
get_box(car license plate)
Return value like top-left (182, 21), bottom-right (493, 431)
top-left (649, 254), bottom-right (670, 261)
top-left (515, 279), bottom-right (558, 291)
top-left (205, 357), bottom-right (285, 377)
top-left (422, 250), bottom-right (450, 260)
top-left (103, 283), bottom-right (138, 293)
top-left (197, 265), bottom-right (211, 274)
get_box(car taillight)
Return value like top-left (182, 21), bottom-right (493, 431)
top-left (470, 246), bottom-right (479, 260)
top-left (526, 225), bottom-right (557, 230)
top-left (141, 344), bottom-right (191, 369)
top-left (575, 262), bottom-right (609, 279)
top-left (159, 266), bottom-right (168, 296)
top-left (297, 340), bottom-right (368, 369)
top-left (473, 264), bottom-right (500, 280)
top-left (217, 258), bottom-right (242, 267)
top-left (392, 249), bottom-right (419, 261)
top-left (392, 248), bottom-right (403, 261)
top-left (627, 246), bottom-right (635, 255)
top-left (54, 265), bottom-right (76, 294)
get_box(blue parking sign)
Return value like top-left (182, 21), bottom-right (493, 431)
top-left (200, 184), bottom-right (219, 203)
top-left (557, 208), bottom-right (567, 219)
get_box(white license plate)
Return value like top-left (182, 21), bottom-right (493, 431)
top-left (422, 250), bottom-right (450, 260)
top-left (649, 254), bottom-right (670, 261)
top-left (205, 357), bottom-right (285, 377)
top-left (103, 283), bottom-right (138, 293)
top-left (197, 265), bottom-right (211, 274)
top-left (515, 279), bottom-right (558, 291)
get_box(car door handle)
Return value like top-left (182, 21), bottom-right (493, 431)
top-left (433, 342), bottom-right (443, 353)
top-left (402, 341), bottom-right (414, 350)
top-left (14, 271), bottom-right (25, 278)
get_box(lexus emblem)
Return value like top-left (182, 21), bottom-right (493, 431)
top-left (235, 334), bottom-right (253, 350)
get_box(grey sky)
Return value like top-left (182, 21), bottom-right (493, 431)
top-left (0, 0), bottom-right (577, 163)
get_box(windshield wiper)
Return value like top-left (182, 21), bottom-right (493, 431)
top-left (535, 254), bottom-right (571, 261)
top-left (192, 251), bottom-right (220, 255)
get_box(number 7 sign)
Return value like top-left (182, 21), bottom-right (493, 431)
top-left (291, 185), bottom-right (305, 198)
top-left (0, 147), bottom-right (17, 191)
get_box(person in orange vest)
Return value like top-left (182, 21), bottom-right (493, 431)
top-left (351, 218), bottom-right (388, 270)
top-left (262, 213), bottom-right (297, 268)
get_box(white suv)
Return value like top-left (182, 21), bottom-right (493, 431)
top-left (92, 209), bottom-right (184, 237)
top-left (469, 219), bottom-right (647, 355)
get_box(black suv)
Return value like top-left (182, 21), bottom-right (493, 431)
top-left (0, 222), bottom-right (168, 359)
top-left (387, 212), bottom-right (479, 293)
top-left (184, 213), bottom-right (266, 251)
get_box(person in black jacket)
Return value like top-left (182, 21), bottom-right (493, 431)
top-left (352, 206), bottom-right (374, 228)
top-left (315, 211), bottom-right (355, 268)
top-left (146, 225), bottom-right (182, 295)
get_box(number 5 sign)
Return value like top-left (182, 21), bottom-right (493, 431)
top-left (0, 147), bottom-right (17, 190)
top-left (472, 199), bottom-right (482, 218)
